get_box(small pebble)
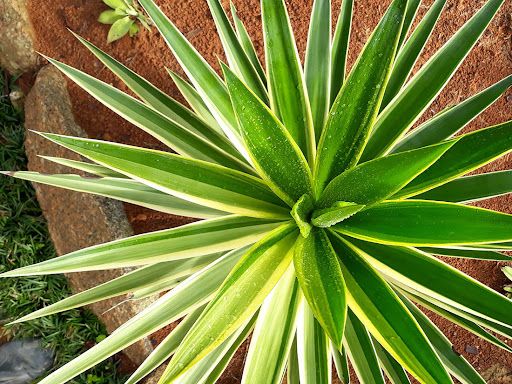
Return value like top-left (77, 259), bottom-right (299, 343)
top-left (465, 345), bottom-right (479, 355)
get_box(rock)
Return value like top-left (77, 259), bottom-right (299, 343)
top-left (0, 340), bottom-right (54, 384)
top-left (23, 65), bottom-right (156, 365)
top-left (0, 0), bottom-right (40, 74)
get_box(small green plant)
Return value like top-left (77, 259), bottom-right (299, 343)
top-left (2, 0), bottom-right (512, 383)
top-left (504, 266), bottom-right (512, 299)
top-left (98, 0), bottom-right (151, 43)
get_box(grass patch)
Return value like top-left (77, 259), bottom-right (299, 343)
top-left (0, 70), bottom-right (125, 384)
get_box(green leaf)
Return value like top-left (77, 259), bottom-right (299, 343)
top-left (294, 228), bottom-right (347, 348)
top-left (161, 224), bottom-right (298, 382)
top-left (311, 202), bottom-right (365, 228)
top-left (305, 0), bottom-right (331, 138)
top-left (381, 0), bottom-right (446, 108)
top-left (201, 318), bottom-right (256, 384)
top-left (314, 0), bottom-right (408, 194)
top-left (343, 310), bottom-right (385, 384)
top-left (418, 246), bottom-right (511, 261)
top-left (330, 234), bottom-right (452, 384)
top-left (318, 141), bottom-right (454, 208)
top-left (46, 57), bottom-right (250, 173)
top-left (348, 239), bottom-right (512, 330)
top-left (224, 65), bottom-right (313, 206)
top-left (330, 0), bottom-right (354, 104)
top-left (0, 216), bottom-right (278, 276)
top-left (241, 266), bottom-right (300, 384)
top-left (98, 9), bottom-right (124, 24)
top-left (261, 0), bottom-right (315, 163)
top-left (205, 0), bottom-right (267, 102)
top-left (400, 294), bottom-right (486, 384)
top-left (291, 194), bottom-right (314, 238)
top-left (396, 0), bottom-right (421, 49)
top-left (107, 16), bottom-right (134, 43)
top-left (415, 170), bottom-right (512, 203)
top-left (138, 0), bottom-right (246, 155)
top-left (362, 0), bottom-right (506, 159)
top-left (103, 0), bottom-right (125, 10)
top-left (168, 70), bottom-right (224, 134)
top-left (296, 303), bottom-right (332, 384)
top-left (332, 345), bottom-right (350, 384)
top-left (125, 305), bottom-right (205, 384)
top-left (230, 3), bottom-right (266, 85)
top-left (396, 121), bottom-right (512, 198)
top-left (287, 338), bottom-right (301, 384)
top-left (335, 200), bottom-right (512, 246)
top-left (404, 289), bottom-right (512, 351)
top-left (178, 315), bottom-right (256, 384)
top-left (5, 172), bottom-right (225, 219)
top-left (39, 156), bottom-right (125, 178)
top-left (38, 133), bottom-right (289, 219)
top-left (373, 342), bottom-right (411, 384)
top-left (12, 254), bottom-right (220, 324)
top-left (129, 22), bottom-right (140, 37)
top-left (35, 250), bottom-right (242, 384)
top-left (392, 74), bottom-right (512, 153)
top-left (74, 33), bottom-right (242, 161)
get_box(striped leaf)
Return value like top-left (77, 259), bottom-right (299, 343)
top-left (46, 57), bottom-right (250, 173)
top-left (40, 156), bottom-right (125, 178)
top-left (332, 345), bottom-right (350, 384)
top-left (168, 70), bottom-right (224, 134)
top-left (400, 294), bottom-right (486, 384)
top-left (349, 239), bottom-right (512, 330)
top-left (416, 170), bottom-right (512, 203)
top-left (305, 0), bottom-right (332, 138)
top-left (362, 0), bottom-right (506, 159)
top-left (381, 0), bottom-right (446, 108)
top-left (0, 216), bottom-right (278, 276)
top-left (261, 0), bottom-right (315, 163)
top-left (314, 0), bottom-right (408, 194)
top-left (392, 74), bottom-right (512, 153)
top-left (294, 228), bottom-right (347, 348)
top-left (241, 265), bottom-right (300, 384)
top-left (38, 133), bottom-right (290, 219)
top-left (230, 3), bottom-right (267, 85)
top-left (224, 65), bottom-right (313, 205)
top-left (374, 342), bottom-right (411, 384)
top-left (396, 121), bottom-right (512, 198)
top-left (35, 250), bottom-right (243, 384)
top-left (396, 0), bottom-right (421, 49)
top-left (343, 310), bottom-right (385, 384)
top-left (206, 0), bottom-right (267, 101)
top-left (73, 32), bottom-right (241, 160)
top-left (10, 253), bottom-right (221, 324)
top-left (296, 303), bottom-right (332, 384)
top-left (160, 224), bottom-right (298, 382)
top-left (418, 246), bottom-right (511, 261)
top-left (318, 141), bottom-right (454, 208)
top-left (138, 0), bottom-right (246, 156)
top-left (5, 172), bottom-right (225, 219)
top-left (125, 305), bottom-right (205, 384)
top-left (330, 0), bottom-right (354, 104)
top-left (330, 234), bottom-right (452, 384)
top-left (335, 200), bottom-right (512, 246)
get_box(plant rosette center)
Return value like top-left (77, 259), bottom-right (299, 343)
top-left (291, 194), bottom-right (365, 237)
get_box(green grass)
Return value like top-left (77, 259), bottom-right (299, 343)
top-left (0, 70), bottom-right (125, 384)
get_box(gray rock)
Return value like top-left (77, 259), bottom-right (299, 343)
top-left (0, 340), bottom-right (54, 384)
top-left (23, 65), bottom-right (156, 365)
top-left (0, 0), bottom-right (40, 74)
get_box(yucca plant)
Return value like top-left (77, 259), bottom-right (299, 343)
top-left (2, 0), bottom-right (512, 382)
